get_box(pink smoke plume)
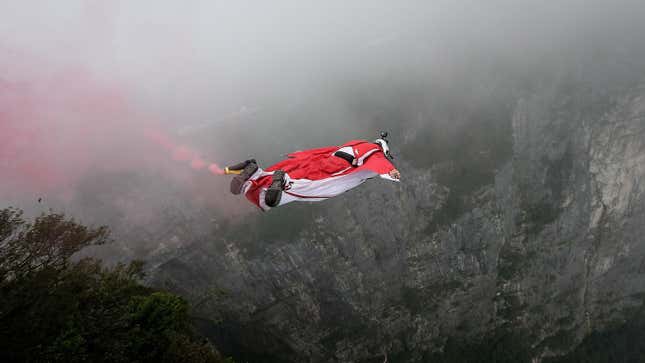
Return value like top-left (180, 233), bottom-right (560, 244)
top-left (143, 128), bottom-right (224, 175)
top-left (0, 44), bottom-right (226, 200)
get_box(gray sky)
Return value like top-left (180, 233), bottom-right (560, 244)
top-left (3, 0), bottom-right (643, 117)
top-left (1, 0), bottom-right (645, 232)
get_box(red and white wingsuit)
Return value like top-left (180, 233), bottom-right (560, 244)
top-left (242, 140), bottom-right (398, 211)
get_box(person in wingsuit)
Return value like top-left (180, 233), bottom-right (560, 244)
top-left (225, 133), bottom-right (400, 211)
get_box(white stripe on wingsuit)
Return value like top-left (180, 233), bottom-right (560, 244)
top-left (335, 146), bottom-right (354, 156)
top-left (242, 167), bottom-right (268, 194)
top-left (356, 148), bottom-right (379, 166)
top-left (331, 166), bottom-right (353, 176)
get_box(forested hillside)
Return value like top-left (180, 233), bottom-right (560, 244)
top-left (0, 208), bottom-right (231, 363)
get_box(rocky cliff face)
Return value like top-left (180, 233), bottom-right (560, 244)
top-left (149, 75), bottom-right (645, 362)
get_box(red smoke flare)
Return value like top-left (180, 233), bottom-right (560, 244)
top-left (0, 45), bottom-right (225, 200)
top-left (143, 128), bottom-right (225, 175)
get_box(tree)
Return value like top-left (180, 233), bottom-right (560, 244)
top-left (0, 207), bottom-right (231, 362)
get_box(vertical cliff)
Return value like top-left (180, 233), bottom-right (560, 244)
top-left (147, 68), bottom-right (645, 362)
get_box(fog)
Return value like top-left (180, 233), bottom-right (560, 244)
top-left (2, 0), bottom-right (645, 258)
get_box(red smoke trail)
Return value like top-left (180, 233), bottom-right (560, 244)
top-left (0, 44), bottom-right (226, 200)
top-left (143, 128), bottom-right (225, 175)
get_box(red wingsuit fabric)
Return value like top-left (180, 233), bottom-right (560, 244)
top-left (244, 140), bottom-right (395, 209)
top-left (265, 140), bottom-right (393, 178)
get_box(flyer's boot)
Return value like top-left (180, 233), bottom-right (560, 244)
top-left (227, 159), bottom-right (258, 195)
top-left (265, 170), bottom-right (286, 207)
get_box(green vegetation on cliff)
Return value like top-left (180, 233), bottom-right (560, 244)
top-left (0, 207), bottom-right (232, 363)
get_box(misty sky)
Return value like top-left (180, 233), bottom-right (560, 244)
top-left (3, 0), bottom-right (643, 121)
top-left (2, 0), bottom-right (645, 216)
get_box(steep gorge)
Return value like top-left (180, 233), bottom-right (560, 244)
top-left (148, 70), bottom-right (645, 362)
